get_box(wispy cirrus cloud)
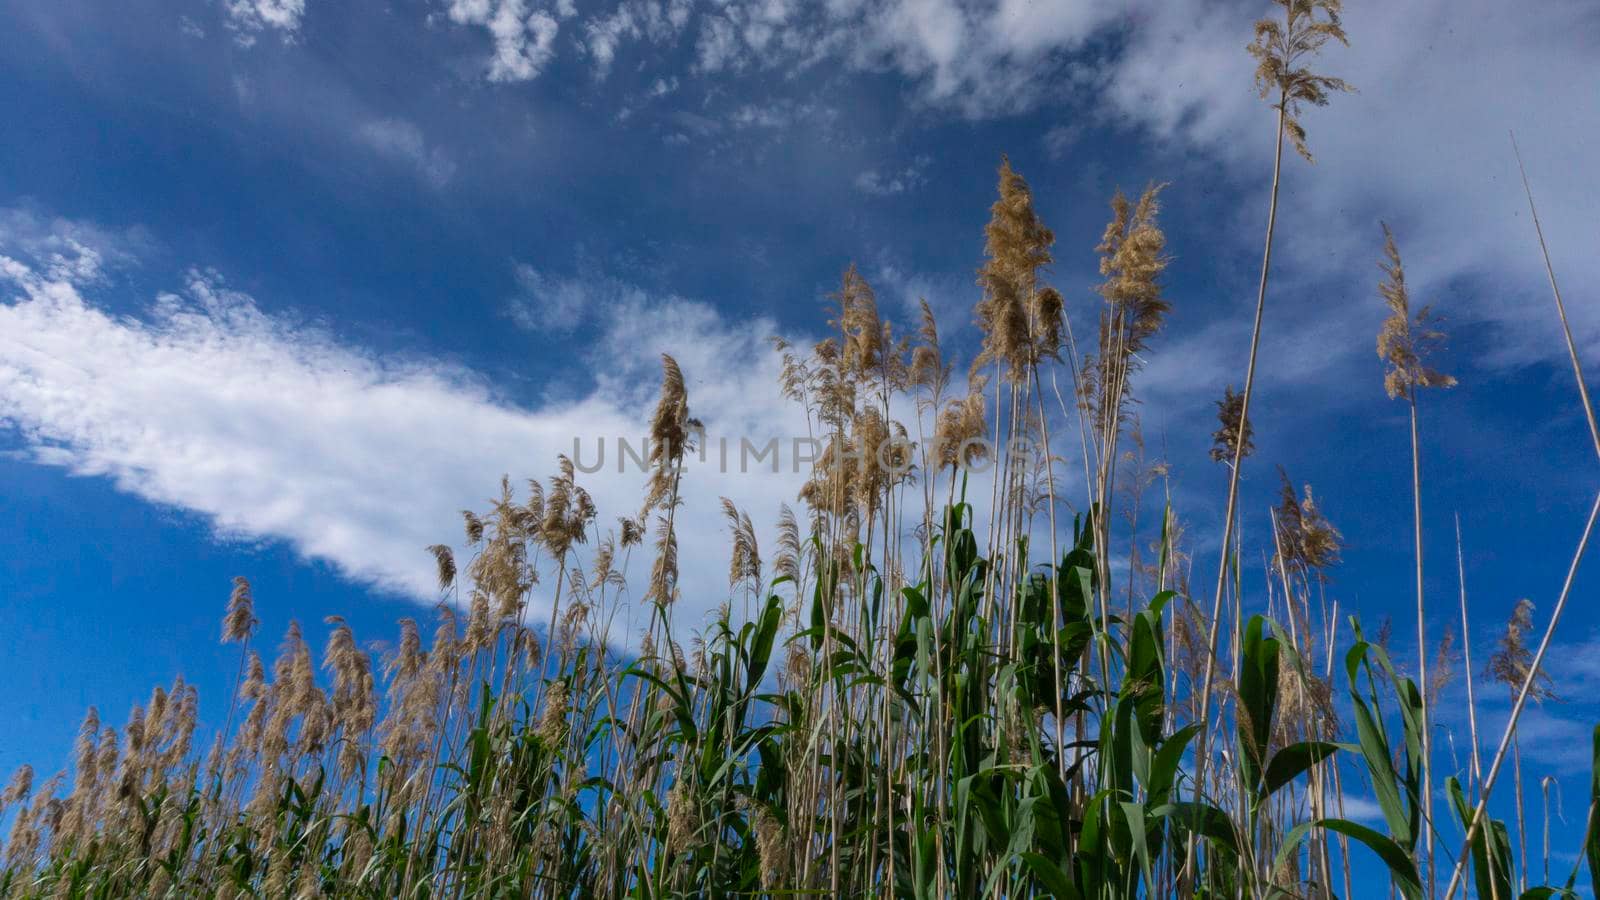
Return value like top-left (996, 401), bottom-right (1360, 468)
top-left (503, 261), bottom-right (633, 333)
top-left (357, 118), bottom-right (458, 188)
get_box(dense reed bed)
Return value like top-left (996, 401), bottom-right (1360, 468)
top-left (3, 1), bottom-right (1598, 897)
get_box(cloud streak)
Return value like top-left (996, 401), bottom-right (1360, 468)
top-left (357, 118), bottom-right (458, 187)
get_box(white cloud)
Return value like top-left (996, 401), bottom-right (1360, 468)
top-left (689, 0), bottom-right (1117, 116)
top-left (869, 259), bottom-right (968, 333)
top-left (481, 0), bottom-right (1110, 106)
top-left (861, 0), bottom-right (971, 98)
top-left (730, 104), bottom-right (787, 129)
top-left (614, 77), bottom-right (680, 123)
top-left (1041, 123), bottom-right (1080, 160)
top-left (726, 100), bottom-right (832, 132)
top-left (694, 14), bottom-right (741, 73)
top-left (445, 0), bottom-right (561, 82)
top-left (735, 0), bottom-right (786, 52)
top-left (854, 154), bottom-right (930, 196)
top-left (584, 7), bottom-right (638, 78)
top-left (583, 0), bottom-right (696, 77)
top-left (231, 73), bottom-right (257, 106)
top-left (0, 225), bottom-right (846, 642)
top-left (985, 0), bottom-right (1109, 58)
top-left (1332, 794), bottom-right (1385, 826)
top-left (357, 118), bottom-right (457, 188)
top-left (504, 262), bottom-right (617, 333)
top-left (1472, 698), bottom-right (1598, 775)
top-left (0, 207), bottom-right (147, 284)
top-left (223, 0), bottom-right (307, 46)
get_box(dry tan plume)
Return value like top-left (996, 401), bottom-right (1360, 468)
top-left (975, 157), bottom-right (1059, 383)
top-left (1487, 599), bottom-right (1557, 702)
top-left (1249, 0), bottom-right (1353, 162)
top-left (1377, 223), bottom-right (1457, 401)
top-left (1208, 384), bottom-right (1254, 465)
top-left (221, 576), bottom-right (257, 644)
top-left (721, 498), bottom-right (762, 591)
top-left (426, 544), bottom-right (457, 592)
top-left (1272, 468), bottom-right (1342, 575)
top-left (933, 385), bottom-right (988, 470)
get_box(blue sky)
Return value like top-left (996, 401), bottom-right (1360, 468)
top-left (3, 0), bottom-right (1600, 863)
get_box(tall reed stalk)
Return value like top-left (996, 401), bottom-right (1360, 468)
top-left (1376, 222), bottom-right (1457, 897)
top-left (1193, 0), bottom-right (1351, 823)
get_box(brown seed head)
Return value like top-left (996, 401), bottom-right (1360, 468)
top-left (1487, 598), bottom-right (1557, 701)
top-left (1376, 223), bottom-right (1456, 401)
top-left (1209, 384), bottom-right (1254, 464)
top-left (976, 157), bottom-right (1059, 383)
top-left (222, 576), bottom-right (257, 644)
top-left (538, 679), bottom-right (569, 746)
top-left (1248, 0), bottom-right (1353, 162)
top-left (425, 544), bottom-right (456, 592)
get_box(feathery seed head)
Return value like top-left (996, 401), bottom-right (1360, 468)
top-left (71, 707), bottom-right (100, 784)
top-left (241, 650), bottom-right (266, 702)
top-left (720, 498), bottom-right (762, 591)
top-left (665, 776), bottom-right (698, 855)
top-left (1488, 598), bottom-right (1557, 701)
top-left (1249, 0), bottom-right (1353, 162)
top-left (933, 386), bottom-right (989, 470)
top-left (1095, 183), bottom-right (1170, 352)
top-left (754, 805), bottom-right (785, 888)
top-left (426, 544), bottom-right (456, 592)
top-left (774, 502), bottom-right (802, 584)
top-left (909, 298), bottom-right (951, 398)
top-left (388, 618), bottom-right (425, 685)
top-left (648, 354), bottom-right (689, 466)
top-left (1209, 384), bottom-right (1255, 464)
top-left (832, 264), bottom-right (886, 380)
top-left (538, 680), bottom-right (569, 746)
top-left (465, 589), bottom-right (493, 654)
top-left (619, 515), bottom-right (644, 548)
top-left (222, 576), bottom-right (257, 644)
top-left (1272, 469), bottom-right (1342, 576)
top-left (1429, 627), bottom-right (1457, 702)
top-left (646, 513), bottom-right (680, 608)
top-left (1376, 223), bottom-right (1457, 400)
top-left (976, 158), bottom-right (1059, 382)
top-left (461, 509), bottom-right (485, 544)
top-left (3, 765), bottom-right (33, 806)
